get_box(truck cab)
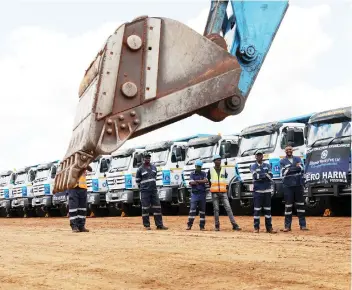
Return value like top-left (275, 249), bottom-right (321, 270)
top-left (231, 115), bottom-right (312, 214)
top-left (11, 166), bottom-right (37, 217)
top-left (31, 161), bottom-right (60, 217)
top-left (0, 170), bottom-right (16, 217)
top-left (179, 134), bottom-right (240, 213)
top-left (86, 155), bottom-right (112, 216)
top-left (304, 106), bottom-right (351, 215)
top-left (106, 147), bottom-right (144, 216)
top-left (144, 138), bottom-right (190, 214)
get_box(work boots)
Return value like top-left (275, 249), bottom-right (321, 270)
top-left (156, 225), bottom-right (168, 230)
top-left (232, 223), bottom-right (242, 231)
top-left (72, 227), bottom-right (80, 233)
top-left (80, 227), bottom-right (90, 232)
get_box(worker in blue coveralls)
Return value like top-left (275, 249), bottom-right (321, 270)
top-left (136, 152), bottom-right (168, 230)
top-left (186, 159), bottom-right (208, 231)
top-left (250, 151), bottom-right (277, 234)
top-left (280, 145), bottom-right (308, 232)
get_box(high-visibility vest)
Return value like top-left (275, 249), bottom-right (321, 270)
top-left (76, 171), bottom-right (87, 189)
top-left (209, 167), bottom-right (227, 193)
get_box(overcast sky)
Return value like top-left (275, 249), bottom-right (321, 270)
top-left (0, 0), bottom-right (351, 171)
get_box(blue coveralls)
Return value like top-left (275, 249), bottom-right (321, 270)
top-left (187, 170), bottom-right (207, 229)
top-left (280, 156), bottom-right (306, 229)
top-left (250, 162), bottom-right (273, 231)
top-left (136, 164), bottom-right (164, 228)
top-left (68, 187), bottom-right (87, 230)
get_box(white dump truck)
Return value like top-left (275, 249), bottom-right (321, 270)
top-left (106, 147), bottom-right (145, 216)
top-left (0, 170), bottom-right (16, 217)
top-left (179, 134), bottom-right (240, 214)
top-left (304, 106), bottom-right (351, 216)
top-left (86, 155), bottom-right (112, 216)
top-left (144, 136), bottom-right (202, 214)
top-left (11, 165), bottom-right (37, 217)
top-left (31, 161), bottom-right (60, 217)
top-left (230, 114), bottom-right (312, 215)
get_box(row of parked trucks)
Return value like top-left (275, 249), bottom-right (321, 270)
top-left (0, 106), bottom-right (350, 217)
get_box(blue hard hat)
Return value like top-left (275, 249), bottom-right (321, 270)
top-left (213, 154), bottom-right (221, 161)
top-left (195, 159), bottom-right (203, 167)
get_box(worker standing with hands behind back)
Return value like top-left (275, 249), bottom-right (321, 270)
top-left (186, 160), bottom-right (208, 231)
top-left (69, 165), bottom-right (92, 233)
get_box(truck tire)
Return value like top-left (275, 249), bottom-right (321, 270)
top-left (305, 196), bottom-right (331, 216)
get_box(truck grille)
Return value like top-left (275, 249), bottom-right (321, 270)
top-left (12, 187), bottom-right (23, 198)
top-left (107, 175), bottom-right (125, 190)
top-left (33, 184), bottom-right (44, 196)
top-left (86, 178), bottom-right (92, 191)
top-left (156, 171), bottom-right (163, 186)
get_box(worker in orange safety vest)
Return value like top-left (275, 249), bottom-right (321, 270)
top-left (207, 155), bottom-right (241, 231)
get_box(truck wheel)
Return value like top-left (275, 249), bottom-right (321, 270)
top-left (108, 204), bottom-right (121, 216)
top-left (305, 196), bottom-right (331, 216)
top-left (271, 199), bottom-right (285, 216)
top-left (330, 196), bottom-right (351, 217)
top-left (35, 207), bottom-right (47, 217)
top-left (59, 204), bottom-right (69, 217)
top-left (238, 199), bottom-right (253, 215)
top-left (161, 203), bottom-right (178, 216)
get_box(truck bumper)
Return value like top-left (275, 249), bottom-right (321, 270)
top-left (52, 192), bottom-right (68, 206)
top-left (12, 198), bottom-right (33, 208)
top-left (231, 180), bottom-right (282, 200)
top-left (158, 187), bottom-right (174, 203)
top-left (32, 196), bottom-right (53, 207)
top-left (106, 190), bottom-right (134, 204)
top-left (307, 184), bottom-right (351, 198)
top-left (87, 192), bottom-right (107, 206)
top-left (0, 199), bottom-right (11, 210)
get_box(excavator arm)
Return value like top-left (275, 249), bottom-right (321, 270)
top-left (53, 0), bottom-right (289, 193)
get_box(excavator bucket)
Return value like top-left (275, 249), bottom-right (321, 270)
top-left (53, 16), bottom-right (244, 193)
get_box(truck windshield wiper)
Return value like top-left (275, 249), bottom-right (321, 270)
top-left (200, 155), bottom-right (213, 161)
top-left (240, 148), bottom-right (257, 157)
top-left (186, 157), bottom-right (200, 165)
top-left (309, 137), bottom-right (334, 147)
top-left (327, 135), bottom-right (350, 146)
top-left (153, 160), bottom-right (166, 165)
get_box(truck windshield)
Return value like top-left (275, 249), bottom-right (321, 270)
top-left (239, 132), bottom-right (278, 157)
top-left (35, 169), bottom-right (49, 182)
top-left (0, 174), bottom-right (11, 187)
top-left (110, 155), bottom-right (131, 172)
top-left (186, 145), bottom-right (215, 165)
top-left (15, 173), bottom-right (27, 185)
top-left (308, 121), bottom-right (351, 146)
top-left (150, 149), bottom-right (169, 165)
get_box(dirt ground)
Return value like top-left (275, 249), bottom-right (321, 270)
top-left (0, 216), bottom-right (350, 290)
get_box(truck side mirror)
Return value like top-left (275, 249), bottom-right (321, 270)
top-left (51, 166), bottom-right (57, 179)
top-left (29, 170), bottom-right (36, 182)
top-left (287, 129), bottom-right (295, 144)
top-left (100, 159), bottom-right (109, 173)
top-left (175, 147), bottom-right (183, 160)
